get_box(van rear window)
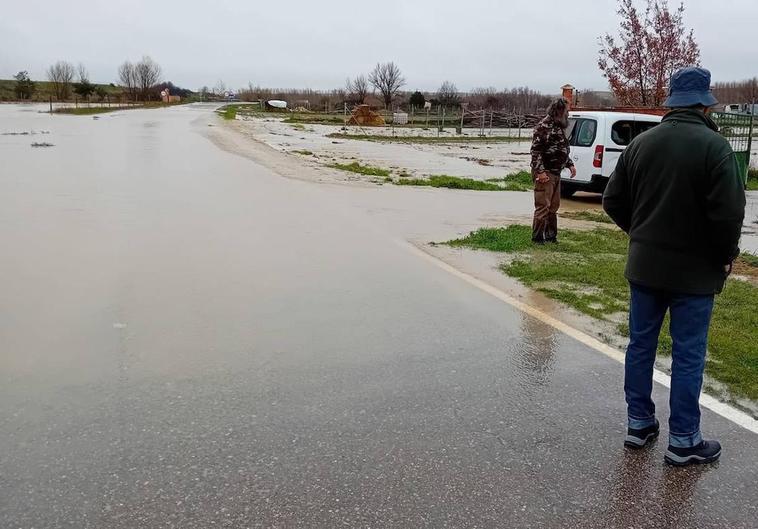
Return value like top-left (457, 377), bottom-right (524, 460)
top-left (611, 121), bottom-right (634, 145)
top-left (568, 118), bottom-right (597, 147)
top-left (612, 120), bottom-right (659, 145)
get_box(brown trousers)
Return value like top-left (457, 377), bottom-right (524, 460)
top-left (532, 172), bottom-right (561, 242)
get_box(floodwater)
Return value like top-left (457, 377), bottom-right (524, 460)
top-left (1, 103), bottom-right (757, 528)
top-left (236, 116), bottom-right (535, 180)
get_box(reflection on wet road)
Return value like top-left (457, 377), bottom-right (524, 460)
top-left (517, 311), bottom-right (558, 387)
top-left (0, 104), bottom-right (756, 528)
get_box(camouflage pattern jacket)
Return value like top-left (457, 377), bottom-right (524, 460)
top-left (530, 116), bottom-right (574, 177)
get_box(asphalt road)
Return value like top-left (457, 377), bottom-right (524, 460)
top-left (1, 104), bottom-right (756, 528)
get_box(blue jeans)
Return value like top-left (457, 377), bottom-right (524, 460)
top-left (625, 284), bottom-right (714, 448)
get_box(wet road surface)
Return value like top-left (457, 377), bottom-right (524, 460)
top-left (1, 104), bottom-right (757, 528)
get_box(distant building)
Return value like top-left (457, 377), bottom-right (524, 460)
top-left (160, 89), bottom-right (181, 104)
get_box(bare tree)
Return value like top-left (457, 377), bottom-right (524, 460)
top-left (436, 81), bottom-right (460, 108)
top-left (713, 78), bottom-right (758, 105)
top-left (368, 62), bottom-right (405, 108)
top-left (77, 63), bottom-right (89, 84)
top-left (213, 79), bottom-right (227, 96)
top-left (118, 61), bottom-right (138, 102)
top-left (579, 89), bottom-right (617, 108)
top-left (46, 60), bottom-right (74, 100)
top-left (346, 74), bottom-right (370, 104)
top-left (466, 87), bottom-right (501, 110)
top-left (134, 56), bottom-right (162, 101)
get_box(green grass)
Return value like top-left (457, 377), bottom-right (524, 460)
top-left (445, 224), bottom-right (758, 400)
top-left (396, 175), bottom-right (503, 191)
top-left (394, 171), bottom-right (533, 192)
top-left (740, 252), bottom-right (758, 268)
top-left (329, 161), bottom-right (391, 177)
top-left (561, 209), bottom-right (615, 224)
top-left (487, 171), bottom-right (534, 191)
top-left (285, 114), bottom-right (345, 125)
top-left (219, 105), bottom-right (238, 120)
top-left (708, 280), bottom-right (758, 398)
top-left (217, 103), bottom-right (263, 121)
top-left (327, 133), bottom-right (524, 144)
top-left (747, 168), bottom-right (758, 191)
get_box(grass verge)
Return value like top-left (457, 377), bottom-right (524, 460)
top-left (394, 171), bottom-right (533, 191)
top-left (396, 175), bottom-right (502, 191)
top-left (445, 224), bottom-right (758, 400)
top-left (489, 171), bottom-right (533, 191)
top-left (219, 105), bottom-right (238, 120)
top-left (560, 209), bottom-right (614, 224)
top-left (329, 161), bottom-right (390, 177)
top-left (747, 168), bottom-right (758, 191)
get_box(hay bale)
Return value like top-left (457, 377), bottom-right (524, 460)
top-left (348, 105), bottom-right (385, 126)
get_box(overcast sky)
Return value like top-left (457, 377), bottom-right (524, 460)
top-left (1, 0), bottom-right (755, 94)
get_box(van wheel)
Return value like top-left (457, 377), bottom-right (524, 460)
top-left (560, 185), bottom-right (576, 198)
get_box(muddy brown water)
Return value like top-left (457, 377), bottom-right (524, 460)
top-left (1, 103), bottom-right (756, 528)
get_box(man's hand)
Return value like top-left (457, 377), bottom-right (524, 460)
top-left (535, 172), bottom-right (550, 183)
top-left (570, 166), bottom-right (577, 179)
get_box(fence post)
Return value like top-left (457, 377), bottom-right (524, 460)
top-left (489, 110), bottom-right (494, 136)
top-left (748, 115), bottom-right (754, 186)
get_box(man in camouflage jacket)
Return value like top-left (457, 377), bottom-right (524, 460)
top-left (530, 98), bottom-right (576, 242)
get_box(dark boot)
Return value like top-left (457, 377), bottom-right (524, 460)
top-left (664, 440), bottom-right (721, 466)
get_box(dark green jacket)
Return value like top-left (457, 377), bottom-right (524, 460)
top-left (603, 109), bottom-right (746, 295)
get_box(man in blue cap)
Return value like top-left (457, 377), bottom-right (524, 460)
top-left (603, 67), bottom-right (746, 466)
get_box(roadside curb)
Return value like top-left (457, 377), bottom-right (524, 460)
top-left (402, 239), bottom-right (758, 435)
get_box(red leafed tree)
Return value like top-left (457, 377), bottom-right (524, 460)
top-left (599, 0), bottom-right (700, 107)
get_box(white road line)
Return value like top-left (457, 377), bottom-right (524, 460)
top-left (403, 241), bottom-right (758, 435)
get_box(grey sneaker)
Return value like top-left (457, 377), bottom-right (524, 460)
top-left (624, 419), bottom-right (660, 449)
top-left (665, 440), bottom-right (722, 466)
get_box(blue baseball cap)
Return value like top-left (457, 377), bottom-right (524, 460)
top-left (664, 66), bottom-right (718, 108)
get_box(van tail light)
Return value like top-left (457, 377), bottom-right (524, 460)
top-left (593, 145), bottom-right (605, 168)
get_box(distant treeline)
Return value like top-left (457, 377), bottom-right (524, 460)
top-left (713, 79), bottom-right (758, 105)
top-left (2, 56), bottom-right (194, 103)
top-left (0, 78), bottom-right (195, 103)
top-left (231, 84), bottom-right (559, 114)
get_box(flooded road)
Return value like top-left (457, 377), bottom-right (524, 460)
top-left (1, 103), bottom-right (757, 528)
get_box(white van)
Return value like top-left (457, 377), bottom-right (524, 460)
top-left (560, 111), bottom-right (662, 197)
